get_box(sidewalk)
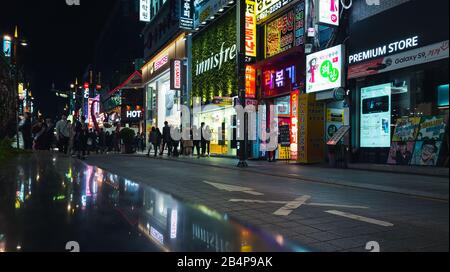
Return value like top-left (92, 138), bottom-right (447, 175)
top-left (131, 152), bottom-right (449, 201)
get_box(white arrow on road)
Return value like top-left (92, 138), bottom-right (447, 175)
top-left (203, 181), bottom-right (264, 196)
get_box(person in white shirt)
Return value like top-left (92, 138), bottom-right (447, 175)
top-left (55, 115), bottom-right (71, 154)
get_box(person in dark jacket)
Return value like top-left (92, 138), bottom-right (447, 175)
top-left (19, 112), bottom-right (32, 150)
top-left (147, 127), bottom-right (162, 157)
top-left (160, 121), bottom-right (172, 156)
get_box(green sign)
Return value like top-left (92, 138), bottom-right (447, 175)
top-left (192, 8), bottom-right (237, 103)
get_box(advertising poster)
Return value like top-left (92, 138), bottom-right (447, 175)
top-left (326, 108), bottom-right (344, 140)
top-left (410, 141), bottom-right (443, 166)
top-left (416, 115), bottom-right (447, 141)
top-left (306, 45), bottom-right (344, 93)
top-left (265, 1), bottom-right (305, 58)
top-left (360, 83), bottom-right (392, 148)
top-left (392, 117), bottom-right (421, 142)
top-left (387, 141), bottom-right (415, 165)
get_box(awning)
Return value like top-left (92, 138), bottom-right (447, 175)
top-left (108, 71), bottom-right (143, 95)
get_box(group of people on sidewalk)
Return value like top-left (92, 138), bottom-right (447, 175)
top-left (147, 121), bottom-right (211, 158)
top-left (19, 113), bottom-right (124, 159)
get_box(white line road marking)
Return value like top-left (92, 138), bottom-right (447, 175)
top-left (288, 174), bottom-right (301, 177)
top-left (203, 181), bottom-right (264, 196)
top-left (273, 195), bottom-right (311, 216)
top-left (307, 203), bottom-right (369, 209)
top-left (230, 199), bottom-right (289, 204)
top-left (229, 199), bottom-right (368, 209)
top-left (325, 210), bottom-right (394, 227)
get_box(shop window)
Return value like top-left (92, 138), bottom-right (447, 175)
top-left (355, 60), bottom-right (449, 166)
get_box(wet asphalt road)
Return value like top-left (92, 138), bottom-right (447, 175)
top-left (0, 153), bottom-right (309, 252)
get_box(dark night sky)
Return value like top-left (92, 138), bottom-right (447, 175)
top-left (1, 0), bottom-right (119, 118)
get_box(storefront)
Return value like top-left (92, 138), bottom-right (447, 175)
top-left (102, 71), bottom-right (144, 133)
top-left (255, 0), bottom-right (306, 160)
top-left (142, 34), bottom-right (186, 136)
top-left (347, 0), bottom-right (449, 167)
top-left (191, 7), bottom-right (238, 156)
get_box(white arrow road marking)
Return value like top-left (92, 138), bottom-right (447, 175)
top-left (325, 210), bottom-right (394, 227)
top-left (203, 181), bottom-right (264, 196)
top-left (273, 195), bottom-right (311, 216)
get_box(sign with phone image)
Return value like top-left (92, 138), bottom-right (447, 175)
top-left (360, 83), bottom-right (392, 148)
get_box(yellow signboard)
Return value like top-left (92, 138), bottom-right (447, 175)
top-left (245, 0), bottom-right (257, 57)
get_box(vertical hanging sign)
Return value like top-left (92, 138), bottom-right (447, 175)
top-left (170, 59), bottom-right (183, 91)
top-left (180, 0), bottom-right (194, 30)
top-left (245, 0), bottom-right (257, 59)
top-left (140, 0), bottom-right (151, 22)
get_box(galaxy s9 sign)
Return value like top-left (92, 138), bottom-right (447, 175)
top-left (360, 83), bottom-right (392, 148)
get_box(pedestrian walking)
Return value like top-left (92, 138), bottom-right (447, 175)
top-left (74, 116), bottom-right (88, 159)
top-left (192, 125), bottom-right (201, 158)
top-left (147, 127), bottom-right (161, 157)
top-left (55, 115), bottom-right (70, 154)
top-left (32, 117), bottom-right (48, 150)
top-left (19, 112), bottom-right (32, 150)
top-left (160, 121), bottom-right (172, 156)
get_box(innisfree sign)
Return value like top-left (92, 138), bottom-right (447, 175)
top-left (195, 42), bottom-right (237, 76)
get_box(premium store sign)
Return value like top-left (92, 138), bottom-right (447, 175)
top-left (256, 0), bottom-right (295, 23)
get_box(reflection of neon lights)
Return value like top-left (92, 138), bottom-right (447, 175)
top-left (81, 195), bottom-right (87, 207)
top-left (170, 210), bottom-right (178, 239)
top-left (150, 226), bottom-right (164, 245)
top-left (194, 205), bottom-right (225, 221)
top-left (124, 179), bottom-right (139, 192)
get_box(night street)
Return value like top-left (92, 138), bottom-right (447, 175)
top-left (1, 0), bottom-right (449, 261)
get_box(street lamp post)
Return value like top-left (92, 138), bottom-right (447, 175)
top-left (237, 0), bottom-right (248, 167)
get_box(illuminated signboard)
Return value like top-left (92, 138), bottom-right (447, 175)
top-left (317, 0), bottom-right (339, 26)
top-left (290, 90), bottom-right (299, 160)
top-left (140, 0), bottom-right (151, 22)
top-left (3, 37), bottom-right (11, 57)
top-left (170, 209), bottom-right (178, 239)
top-left (245, 65), bottom-right (256, 98)
top-left (154, 55), bottom-right (169, 72)
top-left (265, 1), bottom-right (305, 58)
top-left (256, 0), bottom-right (295, 23)
top-left (246, 0), bottom-right (257, 58)
top-left (306, 44), bottom-right (344, 93)
top-left (180, 0), bottom-right (194, 29)
top-left (150, 226), bottom-right (164, 245)
top-left (360, 83), bottom-right (392, 148)
top-left (170, 59), bottom-right (183, 90)
top-left (263, 64), bottom-right (296, 97)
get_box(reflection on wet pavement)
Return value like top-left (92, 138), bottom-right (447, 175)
top-left (0, 153), bottom-right (310, 252)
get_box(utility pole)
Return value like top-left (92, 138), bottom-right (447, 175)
top-left (237, 0), bottom-right (248, 167)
